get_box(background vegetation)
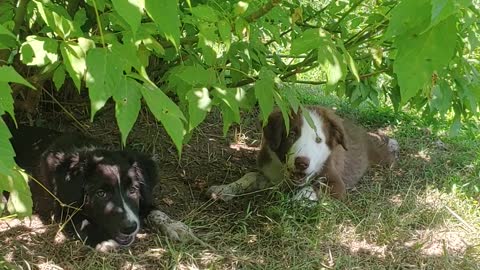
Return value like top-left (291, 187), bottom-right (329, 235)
top-left (0, 0), bottom-right (479, 227)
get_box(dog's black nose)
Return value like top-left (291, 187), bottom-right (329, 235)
top-left (294, 156), bottom-right (310, 170)
top-left (120, 220), bottom-right (138, 235)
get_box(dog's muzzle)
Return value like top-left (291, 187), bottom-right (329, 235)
top-left (114, 233), bottom-right (136, 246)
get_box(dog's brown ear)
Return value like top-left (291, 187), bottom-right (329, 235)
top-left (262, 110), bottom-right (286, 151)
top-left (323, 109), bottom-right (347, 151)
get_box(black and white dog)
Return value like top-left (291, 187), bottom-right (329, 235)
top-left (7, 122), bottom-right (192, 252)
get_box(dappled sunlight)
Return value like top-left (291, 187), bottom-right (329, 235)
top-left (388, 194), bottom-right (404, 207)
top-left (230, 129), bottom-right (260, 151)
top-left (413, 149), bottom-right (431, 162)
top-left (192, 88), bottom-right (211, 110)
top-left (403, 230), bottom-right (469, 257)
top-left (336, 224), bottom-right (389, 259)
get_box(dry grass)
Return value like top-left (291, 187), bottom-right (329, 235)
top-left (1, 88), bottom-right (479, 270)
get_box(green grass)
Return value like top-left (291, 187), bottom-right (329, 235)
top-left (1, 85), bottom-right (479, 269)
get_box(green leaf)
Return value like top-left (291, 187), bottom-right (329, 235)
top-left (0, 82), bottom-right (14, 116)
top-left (60, 39), bottom-right (93, 91)
top-left (219, 102), bottom-right (236, 136)
top-left (0, 23), bottom-right (14, 38)
top-left (52, 65), bottom-right (66, 90)
top-left (384, 0), bottom-right (431, 39)
top-left (430, 0), bottom-right (470, 28)
top-left (34, 0), bottom-right (82, 39)
top-left (213, 86), bottom-right (240, 135)
top-left (291, 28), bottom-right (330, 55)
top-left (0, 24), bottom-right (16, 49)
top-left (73, 8), bottom-right (87, 29)
top-left (111, 41), bottom-right (142, 71)
top-left (393, 16), bottom-right (457, 103)
top-left (5, 170), bottom-right (32, 218)
top-left (113, 76), bottom-right (142, 145)
top-left (218, 19), bottom-right (231, 48)
top-left (255, 68), bottom-right (276, 123)
top-left (85, 48), bottom-right (122, 119)
top-left (281, 84), bottom-right (300, 113)
top-left (191, 5), bottom-right (219, 22)
top-left (85, 0), bottom-right (106, 11)
top-left (273, 90), bottom-right (290, 133)
top-left (145, 0), bottom-right (180, 49)
top-left (186, 87), bottom-right (211, 132)
top-left (0, 66), bottom-right (35, 89)
top-left (170, 65), bottom-right (217, 87)
top-left (318, 42), bottom-right (347, 85)
top-left (141, 84), bottom-right (186, 154)
top-left (20, 35), bottom-right (59, 66)
top-left (338, 41), bottom-right (360, 82)
top-left (111, 0), bottom-right (143, 32)
top-left (0, 120), bottom-right (32, 218)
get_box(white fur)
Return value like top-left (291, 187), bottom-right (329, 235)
top-left (287, 109), bottom-right (331, 184)
top-left (113, 165), bottom-right (140, 236)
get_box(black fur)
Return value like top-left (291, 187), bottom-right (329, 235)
top-left (8, 125), bottom-right (159, 248)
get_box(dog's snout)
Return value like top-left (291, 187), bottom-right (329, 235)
top-left (120, 220), bottom-right (138, 235)
top-left (294, 156), bottom-right (310, 171)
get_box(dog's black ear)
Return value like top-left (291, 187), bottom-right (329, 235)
top-left (125, 152), bottom-right (159, 214)
top-left (35, 150), bottom-right (87, 219)
top-left (263, 110), bottom-right (286, 151)
top-left (322, 109), bottom-right (347, 151)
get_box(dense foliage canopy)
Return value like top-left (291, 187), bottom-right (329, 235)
top-left (0, 0), bottom-right (479, 217)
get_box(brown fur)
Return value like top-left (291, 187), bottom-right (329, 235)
top-left (206, 106), bottom-right (398, 202)
top-left (259, 106), bottom-right (397, 199)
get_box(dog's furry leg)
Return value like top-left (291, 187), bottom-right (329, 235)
top-left (206, 172), bottom-right (273, 201)
top-left (146, 210), bottom-right (214, 249)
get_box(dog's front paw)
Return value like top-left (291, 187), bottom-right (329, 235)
top-left (292, 186), bottom-right (319, 202)
top-left (206, 184), bottom-right (235, 201)
top-left (147, 210), bottom-right (193, 242)
top-left (95, 239), bottom-right (120, 253)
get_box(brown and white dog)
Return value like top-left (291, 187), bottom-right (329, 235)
top-left (207, 106), bottom-right (399, 201)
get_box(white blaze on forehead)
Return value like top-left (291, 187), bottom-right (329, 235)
top-left (110, 164), bottom-right (140, 233)
top-left (287, 109), bottom-right (331, 180)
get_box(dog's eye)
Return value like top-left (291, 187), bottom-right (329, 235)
top-left (96, 189), bottom-right (107, 198)
top-left (315, 136), bottom-right (322, 144)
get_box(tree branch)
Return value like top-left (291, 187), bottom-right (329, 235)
top-left (245, 0), bottom-right (281, 23)
top-left (331, 0), bottom-right (366, 30)
top-left (13, 0), bottom-right (29, 35)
